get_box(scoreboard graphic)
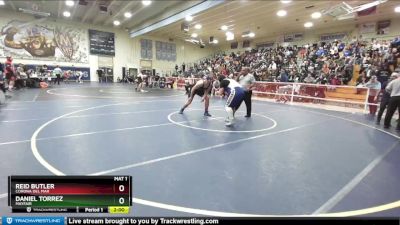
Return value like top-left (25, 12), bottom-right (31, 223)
top-left (8, 176), bottom-right (132, 213)
top-left (2, 176), bottom-right (399, 225)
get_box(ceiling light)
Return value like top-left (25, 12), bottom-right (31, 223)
top-left (213, 39), bottom-right (219, 44)
top-left (124, 12), bottom-right (132, 18)
top-left (65, 0), bottom-right (74, 7)
top-left (221, 25), bottom-right (228, 31)
top-left (226, 32), bottom-right (234, 41)
top-left (142, 0), bottom-right (151, 6)
top-left (311, 12), bottom-right (321, 19)
top-left (395, 6), bottom-right (400, 13)
top-left (304, 22), bottom-right (313, 28)
top-left (242, 32), bottom-right (255, 38)
top-left (191, 33), bottom-right (198, 38)
top-left (63, 11), bottom-right (71, 17)
top-left (281, 0), bottom-right (292, 3)
top-left (113, 20), bottom-right (120, 26)
top-left (194, 24), bottom-right (202, 29)
top-left (277, 10), bottom-right (287, 17)
top-left (185, 15), bottom-right (193, 22)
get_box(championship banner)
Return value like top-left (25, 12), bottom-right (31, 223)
top-left (377, 20), bottom-right (391, 35)
top-left (284, 34), bottom-right (294, 42)
top-left (359, 22), bottom-right (376, 34)
top-left (256, 42), bottom-right (274, 49)
top-left (320, 33), bottom-right (347, 41)
top-left (230, 42), bottom-right (238, 49)
top-left (284, 33), bottom-right (303, 42)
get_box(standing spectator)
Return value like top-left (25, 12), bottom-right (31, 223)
top-left (153, 73), bottom-right (160, 87)
top-left (41, 65), bottom-right (48, 76)
top-left (384, 75), bottom-right (400, 129)
top-left (137, 72), bottom-right (147, 92)
top-left (388, 48), bottom-right (399, 72)
top-left (15, 64), bottom-right (27, 89)
top-left (97, 69), bottom-right (103, 83)
top-left (377, 73), bottom-right (399, 124)
top-left (238, 67), bottom-right (256, 118)
top-left (77, 71), bottom-right (83, 84)
top-left (365, 65), bottom-right (374, 78)
top-left (364, 75), bottom-right (381, 116)
top-left (268, 61), bottom-right (277, 74)
top-left (63, 71), bottom-right (70, 84)
top-left (0, 62), bottom-right (5, 94)
top-left (279, 70), bottom-right (288, 82)
top-left (53, 65), bottom-right (62, 85)
top-left (5, 56), bottom-right (15, 91)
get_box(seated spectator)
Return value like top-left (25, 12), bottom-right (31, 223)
top-left (166, 77), bottom-right (174, 89)
top-left (279, 70), bottom-right (288, 82)
top-left (303, 74), bottom-right (315, 83)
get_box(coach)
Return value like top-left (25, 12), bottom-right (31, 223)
top-left (239, 67), bottom-right (256, 118)
top-left (384, 74), bottom-right (400, 130)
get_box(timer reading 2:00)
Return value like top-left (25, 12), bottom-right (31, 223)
top-left (109, 206), bottom-right (130, 214)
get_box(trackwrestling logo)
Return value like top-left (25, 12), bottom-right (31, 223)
top-left (2, 217), bottom-right (64, 225)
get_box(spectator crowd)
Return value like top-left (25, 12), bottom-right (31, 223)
top-left (0, 57), bottom-right (86, 96)
top-left (182, 37), bottom-right (400, 87)
top-left (179, 37), bottom-right (400, 128)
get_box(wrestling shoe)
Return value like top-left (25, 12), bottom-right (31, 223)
top-left (225, 119), bottom-right (234, 127)
top-left (204, 111), bottom-right (212, 117)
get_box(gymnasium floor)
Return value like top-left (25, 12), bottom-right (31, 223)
top-left (0, 83), bottom-right (399, 217)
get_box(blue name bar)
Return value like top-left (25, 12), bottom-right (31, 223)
top-left (2, 217), bottom-right (64, 225)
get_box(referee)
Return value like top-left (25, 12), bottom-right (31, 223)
top-left (239, 67), bottom-right (256, 118)
top-left (384, 73), bottom-right (400, 130)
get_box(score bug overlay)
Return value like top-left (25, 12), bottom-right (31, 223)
top-left (8, 176), bottom-right (132, 213)
top-left (3, 217), bottom-right (398, 225)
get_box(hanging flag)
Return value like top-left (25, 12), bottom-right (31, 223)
top-left (357, 6), bottom-right (377, 17)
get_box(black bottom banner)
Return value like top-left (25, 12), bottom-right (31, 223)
top-left (66, 217), bottom-right (399, 225)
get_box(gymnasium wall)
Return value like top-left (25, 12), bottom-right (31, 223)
top-left (214, 18), bottom-right (400, 53)
top-left (130, 35), bottom-right (215, 76)
top-left (0, 10), bottom-right (214, 82)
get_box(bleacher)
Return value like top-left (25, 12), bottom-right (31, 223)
top-left (325, 86), bottom-right (367, 103)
